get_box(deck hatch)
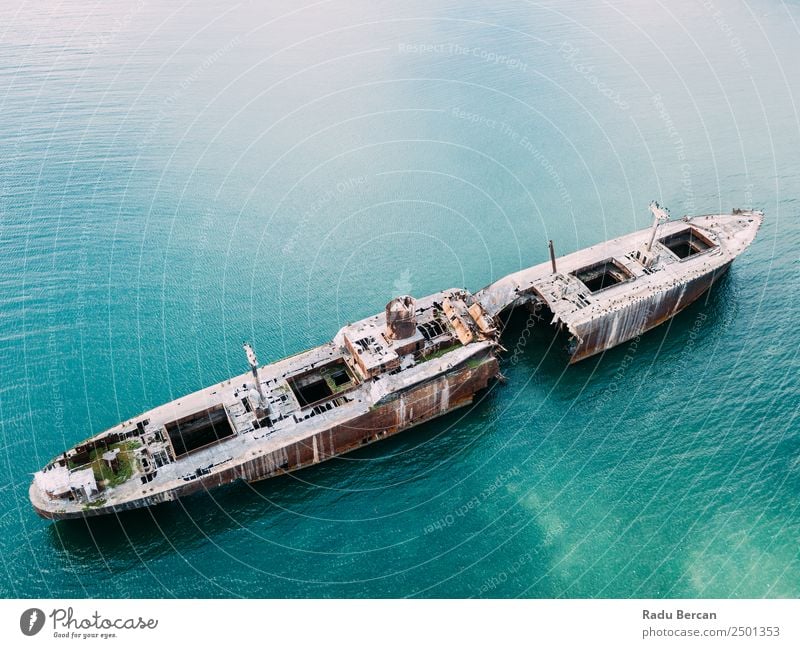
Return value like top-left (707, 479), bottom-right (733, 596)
top-left (659, 227), bottom-right (715, 259)
top-left (287, 359), bottom-right (355, 408)
top-left (571, 258), bottom-right (634, 294)
top-left (165, 405), bottom-right (234, 457)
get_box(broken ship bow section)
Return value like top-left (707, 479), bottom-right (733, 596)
top-left (477, 209), bottom-right (762, 362)
top-left (30, 289), bottom-right (501, 520)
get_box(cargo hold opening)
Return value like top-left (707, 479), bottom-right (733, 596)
top-left (572, 258), bottom-right (634, 294)
top-left (287, 359), bottom-right (355, 408)
top-left (165, 405), bottom-right (234, 457)
top-left (659, 228), bottom-right (715, 259)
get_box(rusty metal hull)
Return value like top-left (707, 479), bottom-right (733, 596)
top-left (32, 354), bottom-right (499, 520)
top-left (476, 211), bottom-right (762, 366)
top-left (29, 208), bottom-right (763, 521)
top-left (569, 261), bottom-right (732, 362)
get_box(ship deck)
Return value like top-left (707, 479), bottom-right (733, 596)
top-left (476, 212), bottom-right (762, 334)
top-left (31, 287), bottom-right (496, 517)
top-left (30, 209), bottom-right (763, 519)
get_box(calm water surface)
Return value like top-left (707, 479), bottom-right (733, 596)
top-left (0, 0), bottom-right (798, 597)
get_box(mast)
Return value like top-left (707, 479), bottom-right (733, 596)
top-left (636, 201), bottom-right (671, 267)
top-left (645, 201), bottom-right (670, 254)
top-left (242, 342), bottom-right (266, 404)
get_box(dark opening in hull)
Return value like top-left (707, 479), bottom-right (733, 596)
top-left (165, 406), bottom-right (234, 457)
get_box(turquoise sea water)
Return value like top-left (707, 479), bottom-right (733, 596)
top-left (1, 0), bottom-right (798, 598)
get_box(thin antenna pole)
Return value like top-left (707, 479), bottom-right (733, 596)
top-left (548, 240), bottom-right (558, 274)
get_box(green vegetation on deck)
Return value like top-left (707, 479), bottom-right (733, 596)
top-left (87, 440), bottom-right (141, 488)
top-left (419, 343), bottom-right (461, 363)
top-left (321, 364), bottom-right (355, 395)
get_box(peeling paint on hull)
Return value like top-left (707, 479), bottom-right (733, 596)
top-left (32, 354), bottom-right (499, 520)
top-left (30, 208), bottom-right (763, 521)
top-left (569, 261), bottom-right (732, 362)
top-left (477, 211), bottom-right (762, 366)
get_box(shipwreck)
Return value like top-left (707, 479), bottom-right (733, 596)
top-left (30, 204), bottom-right (762, 520)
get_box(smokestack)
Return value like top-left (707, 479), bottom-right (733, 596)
top-left (548, 240), bottom-right (557, 274)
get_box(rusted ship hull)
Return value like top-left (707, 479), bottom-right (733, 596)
top-left (31, 351), bottom-right (498, 520)
top-left (246, 353), bottom-right (498, 482)
top-left (29, 207), bottom-right (762, 521)
top-left (477, 210), bottom-right (762, 364)
top-left (568, 260), bottom-right (732, 362)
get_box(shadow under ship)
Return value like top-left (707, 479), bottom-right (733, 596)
top-left (30, 205), bottom-right (762, 520)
